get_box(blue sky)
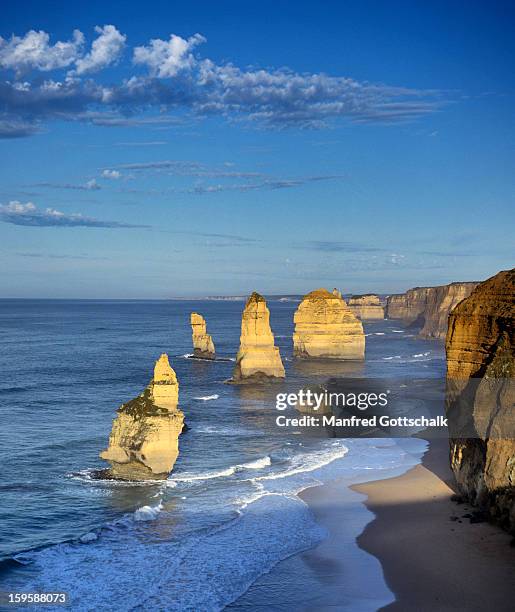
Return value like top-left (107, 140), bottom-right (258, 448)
top-left (0, 0), bottom-right (513, 297)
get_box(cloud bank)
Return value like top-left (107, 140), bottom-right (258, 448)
top-left (0, 201), bottom-right (145, 228)
top-left (0, 25), bottom-right (445, 138)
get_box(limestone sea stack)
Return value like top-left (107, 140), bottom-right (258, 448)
top-left (100, 354), bottom-right (185, 480)
top-left (293, 288), bottom-right (365, 359)
top-left (232, 292), bottom-right (285, 382)
top-left (190, 312), bottom-right (215, 359)
top-left (419, 282), bottom-right (478, 339)
top-left (348, 294), bottom-right (384, 320)
top-left (445, 269), bottom-right (515, 533)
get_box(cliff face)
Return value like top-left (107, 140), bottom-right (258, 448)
top-left (420, 282), bottom-right (478, 339)
top-left (232, 292), bottom-right (285, 381)
top-left (100, 354), bottom-right (185, 480)
top-left (293, 288), bottom-right (365, 359)
top-left (385, 287), bottom-right (432, 322)
top-left (386, 282), bottom-right (478, 339)
top-left (445, 269), bottom-right (515, 533)
top-left (190, 312), bottom-right (215, 359)
top-left (348, 294), bottom-right (384, 320)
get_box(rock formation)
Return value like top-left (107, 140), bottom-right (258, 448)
top-left (348, 294), bottom-right (384, 320)
top-left (190, 312), bottom-right (215, 359)
top-left (293, 288), bottom-right (365, 360)
top-left (419, 282), bottom-right (478, 339)
top-left (332, 288), bottom-right (342, 299)
top-left (232, 292), bottom-right (285, 381)
top-left (100, 354), bottom-right (185, 480)
top-left (386, 282), bottom-right (478, 338)
top-left (385, 286), bottom-right (433, 322)
top-left (445, 269), bottom-right (515, 533)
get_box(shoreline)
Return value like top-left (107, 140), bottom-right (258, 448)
top-left (353, 437), bottom-right (515, 611)
top-left (229, 437), bottom-right (515, 611)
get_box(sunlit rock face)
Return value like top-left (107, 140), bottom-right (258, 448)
top-left (445, 269), bottom-right (515, 533)
top-left (100, 354), bottom-right (185, 480)
top-left (232, 292), bottom-right (285, 382)
top-left (293, 288), bottom-right (365, 360)
top-left (386, 282), bottom-right (478, 338)
top-left (419, 282), bottom-right (478, 339)
top-left (190, 312), bottom-right (215, 359)
top-left (348, 294), bottom-right (384, 320)
top-left (385, 287), bottom-right (433, 322)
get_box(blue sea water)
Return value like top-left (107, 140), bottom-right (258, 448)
top-left (0, 299), bottom-right (445, 610)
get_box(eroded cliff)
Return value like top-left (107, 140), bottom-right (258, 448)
top-left (420, 282), bottom-right (478, 339)
top-left (293, 288), bottom-right (365, 359)
top-left (100, 354), bottom-right (185, 480)
top-left (385, 286), bottom-right (432, 322)
top-left (386, 282), bottom-right (478, 339)
top-left (232, 292), bottom-right (285, 381)
top-left (445, 269), bottom-right (515, 533)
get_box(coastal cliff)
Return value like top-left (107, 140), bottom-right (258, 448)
top-left (445, 269), bottom-right (515, 533)
top-left (348, 294), bottom-right (384, 320)
top-left (190, 312), bottom-right (215, 359)
top-left (385, 287), bottom-right (432, 322)
top-left (293, 288), bottom-right (365, 359)
top-left (232, 292), bottom-right (285, 381)
top-left (100, 354), bottom-right (185, 480)
top-left (386, 282), bottom-right (478, 339)
top-left (420, 282), bottom-right (478, 339)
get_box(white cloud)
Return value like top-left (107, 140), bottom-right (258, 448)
top-left (0, 26), bottom-right (445, 137)
top-left (0, 200), bottom-right (145, 228)
top-left (101, 169), bottom-right (121, 179)
top-left (133, 33), bottom-right (205, 77)
top-left (0, 29), bottom-right (84, 73)
top-left (73, 25), bottom-right (126, 75)
top-left (85, 178), bottom-right (100, 190)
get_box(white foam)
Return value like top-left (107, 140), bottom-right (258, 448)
top-left (134, 502), bottom-right (163, 521)
top-left (253, 444), bottom-right (348, 482)
top-left (79, 532), bottom-right (98, 544)
top-left (241, 456), bottom-right (271, 470)
top-left (391, 330), bottom-right (404, 333)
top-left (374, 332), bottom-right (385, 335)
top-left (169, 456), bottom-right (271, 484)
top-left (194, 394), bottom-right (219, 401)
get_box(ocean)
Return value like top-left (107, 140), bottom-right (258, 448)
top-left (0, 299), bottom-right (445, 610)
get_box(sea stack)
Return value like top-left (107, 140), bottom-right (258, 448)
top-left (100, 354), bottom-right (185, 480)
top-left (348, 294), bottom-right (384, 320)
top-left (445, 269), bottom-right (515, 533)
top-left (293, 288), bottom-right (365, 359)
top-left (232, 292), bottom-right (285, 382)
top-left (190, 312), bottom-right (215, 359)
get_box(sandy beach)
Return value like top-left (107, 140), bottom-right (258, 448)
top-left (354, 437), bottom-right (515, 611)
top-left (229, 437), bottom-right (515, 611)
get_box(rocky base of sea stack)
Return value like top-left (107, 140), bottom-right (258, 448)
top-left (192, 349), bottom-right (216, 360)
